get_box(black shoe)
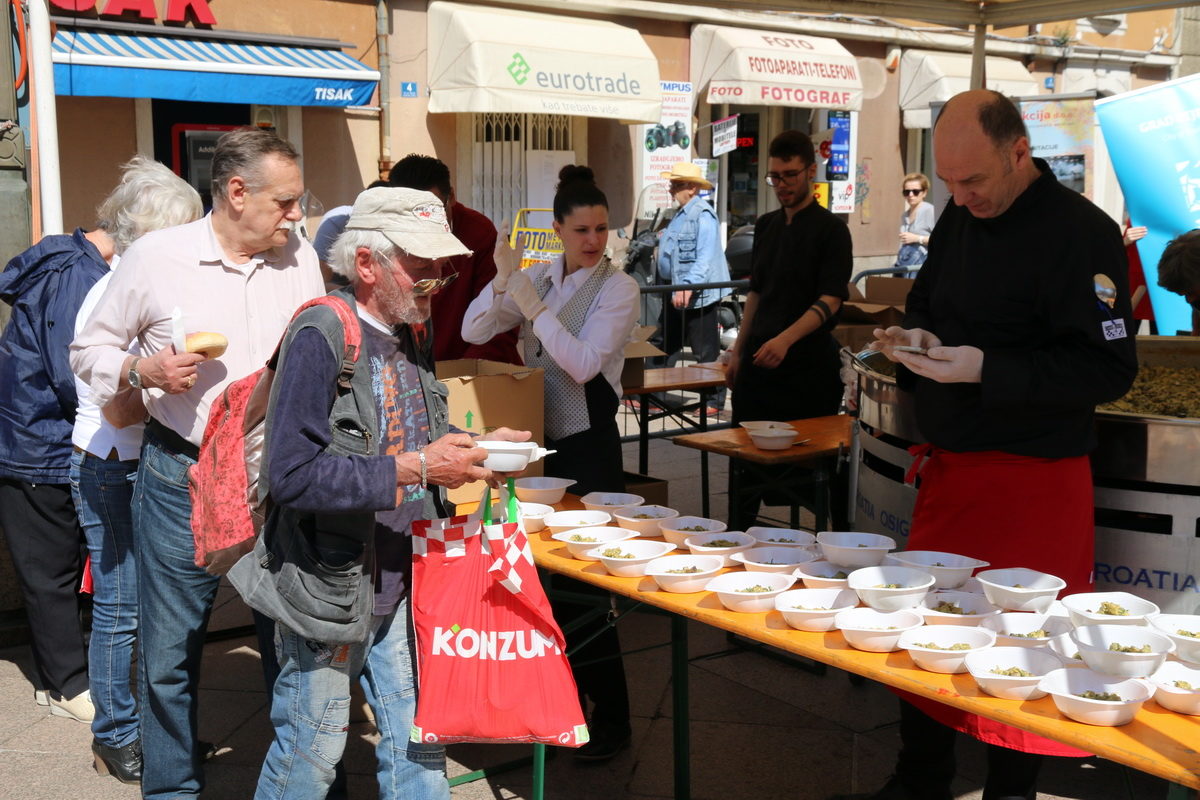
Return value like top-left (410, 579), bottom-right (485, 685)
top-left (92, 738), bottom-right (142, 785)
top-left (573, 726), bottom-right (631, 762)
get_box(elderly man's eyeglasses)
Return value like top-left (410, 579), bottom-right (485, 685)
top-left (902, 188), bottom-right (925, 197)
top-left (410, 271), bottom-right (458, 297)
top-left (765, 168), bottom-right (808, 187)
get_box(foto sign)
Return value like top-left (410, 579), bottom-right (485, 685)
top-left (712, 114), bottom-right (739, 157)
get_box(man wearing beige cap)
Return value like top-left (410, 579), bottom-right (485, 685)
top-left (656, 161), bottom-right (729, 413)
top-left (230, 186), bottom-right (528, 800)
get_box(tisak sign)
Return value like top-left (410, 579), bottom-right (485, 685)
top-left (49, 0), bottom-right (217, 25)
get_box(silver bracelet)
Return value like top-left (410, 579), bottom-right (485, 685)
top-left (419, 448), bottom-right (427, 491)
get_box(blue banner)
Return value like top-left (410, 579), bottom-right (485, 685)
top-left (1096, 74), bottom-right (1200, 335)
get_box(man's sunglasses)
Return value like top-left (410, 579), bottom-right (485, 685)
top-left (411, 271), bottom-right (458, 297)
top-left (902, 188), bottom-right (925, 197)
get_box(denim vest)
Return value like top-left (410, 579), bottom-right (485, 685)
top-left (229, 287), bottom-right (450, 645)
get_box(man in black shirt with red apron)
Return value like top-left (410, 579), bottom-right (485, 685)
top-left (857, 90), bottom-right (1137, 800)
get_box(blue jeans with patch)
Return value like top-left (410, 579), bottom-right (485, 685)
top-left (69, 449), bottom-right (139, 749)
top-left (133, 432), bottom-right (220, 798)
top-left (255, 597), bottom-right (448, 800)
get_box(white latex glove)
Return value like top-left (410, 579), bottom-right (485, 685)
top-left (507, 270), bottom-right (548, 323)
top-left (493, 223), bottom-right (521, 294)
top-left (894, 345), bottom-right (983, 384)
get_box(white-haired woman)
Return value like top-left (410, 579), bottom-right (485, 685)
top-left (67, 157), bottom-right (202, 783)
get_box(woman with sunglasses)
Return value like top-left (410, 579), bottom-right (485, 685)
top-left (463, 164), bottom-right (641, 761)
top-left (897, 172), bottom-right (935, 274)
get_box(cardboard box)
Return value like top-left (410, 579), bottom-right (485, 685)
top-left (623, 471), bottom-right (669, 506)
top-left (833, 324), bottom-right (880, 354)
top-left (839, 276), bottom-right (914, 327)
top-left (621, 325), bottom-right (667, 388)
top-left (437, 359), bottom-right (544, 504)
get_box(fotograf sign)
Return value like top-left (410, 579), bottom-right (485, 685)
top-left (50, 0), bottom-right (217, 25)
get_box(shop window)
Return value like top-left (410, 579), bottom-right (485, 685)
top-left (471, 113), bottom-right (573, 230)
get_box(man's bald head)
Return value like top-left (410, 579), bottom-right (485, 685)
top-left (935, 89), bottom-right (1028, 152)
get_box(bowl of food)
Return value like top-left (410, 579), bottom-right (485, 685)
top-left (477, 441), bottom-right (555, 472)
top-left (579, 492), bottom-right (645, 516)
top-left (795, 560), bottom-right (853, 590)
top-left (835, 607), bottom-right (924, 652)
top-left (590, 539), bottom-right (676, 578)
top-left (1061, 591), bottom-right (1159, 628)
top-left (964, 646), bottom-right (1064, 700)
top-left (1148, 613), bottom-right (1200, 664)
top-left (1046, 632), bottom-right (1087, 667)
top-left (974, 568), bottom-right (1065, 613)
top-left (740, 421), bottom-right (793, 433)
top-left (730, 546), bottom-right (818, 574)
top-left (982, 612), bottom-right (1072, 648)
top-left (549, 526), bottom-right (634, 560)
top-left (659, 516), bottom-right (727, 547)
top-left (1148, 661), bottom-right (1200, 715)
top-left (919, 590), bottom-right (1000, 627)
top-left (746, 527), bottom-right (817, 549)
top-left (889, 550), bottom-right (990, 590)
top-left (776, 588), bottom-right (860, 632)
top-left (847, 566), bottom-right (935, 612)
top-left (1037, 668), bottom-right (1152, 726)
top-left (613, 505), bottom-right (680, 538)
top-left (544, 509), bottom-right (612, 535)
top-left (643, 554), bottom-right (724, 594)
top-left (817, 531), bottom-right (897, 569)
top-left (1069, 624), bottom-right (1174, 678)
top-left (513, 476), bottom-right (576, 505)
top-left (898, 625), bottom-right (996, 674)
top-left (705, 571), bottom-right (796, 613)
top-left (684, 531), bottom-right (756, 567)
top-left (488, 501), bottom-right (555, 533)
top-left (748, 429), bottom-right (799, 450)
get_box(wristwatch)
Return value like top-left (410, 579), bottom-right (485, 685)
top-left (127, 358), bottom-right (143, 390)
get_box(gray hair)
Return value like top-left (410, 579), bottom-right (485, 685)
top-left (95, 156), bottom-right (203, 254)
top-left (210, 127), bottom-right (300, 205)
top-left (328, 227), bottom-right (400, 285)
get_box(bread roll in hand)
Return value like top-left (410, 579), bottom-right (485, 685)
top-left (184, 331), bottom-right (228, 359)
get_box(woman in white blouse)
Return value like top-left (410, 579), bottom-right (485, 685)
top-left (462, 164), bottom-right (639, 761)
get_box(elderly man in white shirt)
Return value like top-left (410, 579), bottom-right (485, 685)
top-left (71, 128), bottom-right (324, 799)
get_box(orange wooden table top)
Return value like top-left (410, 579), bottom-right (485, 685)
top-left (672, 414), bottom-right (853, 465)
top-left (490, 495), bottom-right (1200, 790)
top-left (622, 365), bottom-right (726, 396)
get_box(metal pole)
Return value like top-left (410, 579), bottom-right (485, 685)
top-left (970, 23), bottom-right (988, 90)
top-left (671, 615), bottom-right (691, 800)
top-left (375, 0), bottom-right (391, 178)
top-left (27, 0), bottom-right (59, 234)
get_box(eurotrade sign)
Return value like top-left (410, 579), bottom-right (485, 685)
top-left (508, 52), bottom-right (644, 97)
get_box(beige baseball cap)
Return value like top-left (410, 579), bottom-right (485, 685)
top-left (344, 187), bottom-right (471, 259)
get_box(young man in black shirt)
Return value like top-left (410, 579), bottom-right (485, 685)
top-left (726, 130), bottom-right (852, 526)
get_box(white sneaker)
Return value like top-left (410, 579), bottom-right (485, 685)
top-left (49, 689), bottom-right (95, 723)
top-left (34, 689), bottom-right (48, 706)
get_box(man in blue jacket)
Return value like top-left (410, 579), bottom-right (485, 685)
top-left (656, 162), bottom-right (730, 414)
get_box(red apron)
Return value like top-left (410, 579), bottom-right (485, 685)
top-left (899, 445), bottom-right (1094, 757)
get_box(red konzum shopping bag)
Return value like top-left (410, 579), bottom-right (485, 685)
top-left (409, 486), bottom-right (588, 746)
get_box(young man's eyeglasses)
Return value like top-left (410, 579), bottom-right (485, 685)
top-left (902, 188), bottom-right (925, 197)
top-left (765, 168), bottom-right (808, 187)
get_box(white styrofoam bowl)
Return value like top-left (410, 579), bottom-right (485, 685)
top-left (612, 505), bottom-right (680, 538)
top-left (590, 539), bottom-right (676, 578)
top-left (731, 546), bottom-right (818, 574)
top-left (1148, 660), bottom-right (1200, 715)
top-left (740, 420), bottom-right (794, 433)
top-left (1149, 613), bottom-right (1200, 664)
top-left (964, 646), bottom-right (1064, 700)
top-left (544, 509), bottom-right (612, 535)
top-left (579, 492), bottom-right (645, 515)
top-left (684, 531), bottom-right (756, 567)
top-left (974, 568), bottom-right (1065, 613)
top-left (981, 612), bottom-right (1072, 648)
top-left (834, 607), bottom-right (924, 652)
top-left (477, 441), bottom-right (549, 472)
top-left (1037, 668), bottom-right (1152, 726)
top-left (487, 501), bottom-right (554, 533)
top-left (1069, 623), bottom-right (1174, 678)
top-left (919, 590), bottom-right (1001, 627)
top-left (513, 476), bottom-right (576, 505)
top-left (817, 531), bottom-right (897, 569)
top-left (898, 625), bottom-right (996, 674)
top-left (745, 526), bottom-right (817, 549)
top-left (643, 554), bottom-right (725, 594)
top-left (550, 526), bottom-right (634, 560)
top-left (847, 565), bottom-right (935, 612)
top-left (705, 571), bottom-right (796, 613)
top-left (1046, 631), bottom-right (1088, 668)
top-left (659, 516), bottom-right (727, 547)
top-left (794, 560), bottom-right (853, 590)
top-left (1061, 591), bottom-right (1159, 628)
top-left (889, 550), bottom-right (990, 590)
top-left (748, 429), bottom-right (799, 450)
top-left (776, 588), bottom-right (860, 632)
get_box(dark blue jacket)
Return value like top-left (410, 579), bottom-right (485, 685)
top-left (0, 230), bottom-right (109, 482)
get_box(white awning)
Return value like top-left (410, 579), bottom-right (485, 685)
top-left (427, 2), bottom-right (662, 123)
top-left (900, 50), bottom-right (1040, 128)
top-left (691, 24), bottom-right (862, 111)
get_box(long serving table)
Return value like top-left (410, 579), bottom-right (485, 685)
top-left (521, 500), bottom-right (1200, 800)
top-left (672, 414), bottom-right (853, 530)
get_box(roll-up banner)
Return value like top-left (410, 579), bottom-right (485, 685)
top-left (1096, 74), bottom-right (1200, 335)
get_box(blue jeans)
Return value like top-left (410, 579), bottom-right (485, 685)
top-left (133, 432), bottom-right (220, 798)
top-left (255, 597), bottom-right (448, 800)
top-left (69, 449), bottom-right (139, 748)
